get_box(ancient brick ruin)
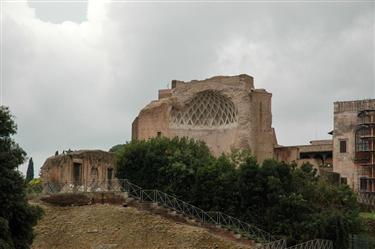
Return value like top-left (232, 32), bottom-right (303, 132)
top-left (40, 150), bottom-right (116, 191)
top-left (132, 74), bottom-right (277, 163)
top-left (39, 74), bottom-right (375, 194)
top-left (133, 74), bottom-right (375, 193)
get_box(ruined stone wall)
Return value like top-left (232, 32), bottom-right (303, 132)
top-left (252, 90), bottom-right (276, 162)
top-left (40, 150), bottom-right (116, 184)
top-left (132, 117), bottom-right (139, 140)
top-left (40, 155), bottom-right (73, 183)
top-left (133, 100), bottom-right (172, 140)
top-left (132, 74), bottom-right (277, 160)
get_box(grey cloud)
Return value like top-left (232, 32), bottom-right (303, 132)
top-left (28, 1), bottom-right (88, 24)
top-left (4, 1), bottom-right (374, 176)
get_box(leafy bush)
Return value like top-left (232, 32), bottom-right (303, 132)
top-left (41, 193), bottom-right (91, 206)
top-left (26, 178), bottom-right (43, 198)
top-left (115, 137), bottom-right (360, 247)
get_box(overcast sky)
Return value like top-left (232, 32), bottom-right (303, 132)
top-left (2, 0), bottom-right (374, 176)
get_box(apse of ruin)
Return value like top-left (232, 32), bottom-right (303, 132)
top-left (132, 74), bottom-right (277, 162)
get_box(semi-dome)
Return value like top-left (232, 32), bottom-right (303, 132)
top-left (170, 90), bottom-right (238, 129)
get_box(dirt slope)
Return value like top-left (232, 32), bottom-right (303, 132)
top-left (31, 201), bottom-right (251, 249)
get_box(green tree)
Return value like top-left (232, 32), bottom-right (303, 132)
top-left (26, 158), bottom-right (34, 183)
top-left (237, 158), bottom-right (360, 247)
top-left (192, 155), bottom-right (239, 215)
top-left (116, 137), bottom-right (213, 202)
top-left (115, 138), bottom-right (360, 248)
top-left (0, 106), bottom-right (42, 249)
top-left (109, 144), bottom-right (125, 154)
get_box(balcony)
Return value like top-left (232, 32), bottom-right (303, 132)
top-left (358, 165), bottom-right (375, 177)
top-left (359, 135), bottom-right (375, 140)
top-left (355, 151), bottom-right (373, 164)
top-left (359, 177), bottom-right (375, 193)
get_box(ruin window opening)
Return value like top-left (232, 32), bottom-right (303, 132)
top-left (170, 90), bottom-right (238, 129)
top-left (73, 163), bottom-right (82, 185)
top-left (107, 168), bottom-right (113, 190)
top-left (107, 168), bottom-right (113, 181)
top-left (340, 177), bottom-right (347, 185)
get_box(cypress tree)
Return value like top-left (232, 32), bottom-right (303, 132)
top-left (26, 158), bottom-right (34, 183)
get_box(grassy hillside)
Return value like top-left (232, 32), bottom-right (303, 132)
top-left (31, 201), bottom-right (251, 249)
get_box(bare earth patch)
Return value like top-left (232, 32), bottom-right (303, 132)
top-left (31, 201), bottom-right (251, 249)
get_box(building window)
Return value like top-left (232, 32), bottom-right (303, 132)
top-left (360, 178), bottom-right (368, 192)
top-left (356, 127), bottom-right (370, 152)
top-left (73, 163), bottom-right (82, 185)
top-left (157, 131), bottom-right (162, 137)
top-left (340, 177), bottom-right (347, 185)
top-left (340, 140), bottom-right (347, 153)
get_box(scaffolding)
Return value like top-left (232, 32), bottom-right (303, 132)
top-left (356, 109), bottom-right (375, 193)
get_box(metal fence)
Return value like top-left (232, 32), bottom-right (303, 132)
top-left (262, 239), bottom-right (287, 249)
top-left (44, 180), bottom-right (123, 194)
top-left (44, 179), bottom-right (333, 249)
top-left (206, 211), bottom-right (275, 242)
top-left (286, 240), bottom-right (333, 249)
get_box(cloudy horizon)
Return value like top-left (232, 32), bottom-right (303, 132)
top-left (2, 0), bottom-right (374, 176)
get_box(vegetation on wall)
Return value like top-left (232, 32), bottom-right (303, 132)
top-left (0, 106), bottom-right (43, 249)
top-left (115, 137), bottom-right (360, 248)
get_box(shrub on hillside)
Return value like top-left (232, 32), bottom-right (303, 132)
top-left (41, 193), bottom-right (91, 206)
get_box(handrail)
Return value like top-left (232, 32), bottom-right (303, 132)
top-left (286, 239), bottom-right (333, 249)
top-left (206, 211), bottom-right (275, 242)
top-left (262, 239), bottom-right (287, 249)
